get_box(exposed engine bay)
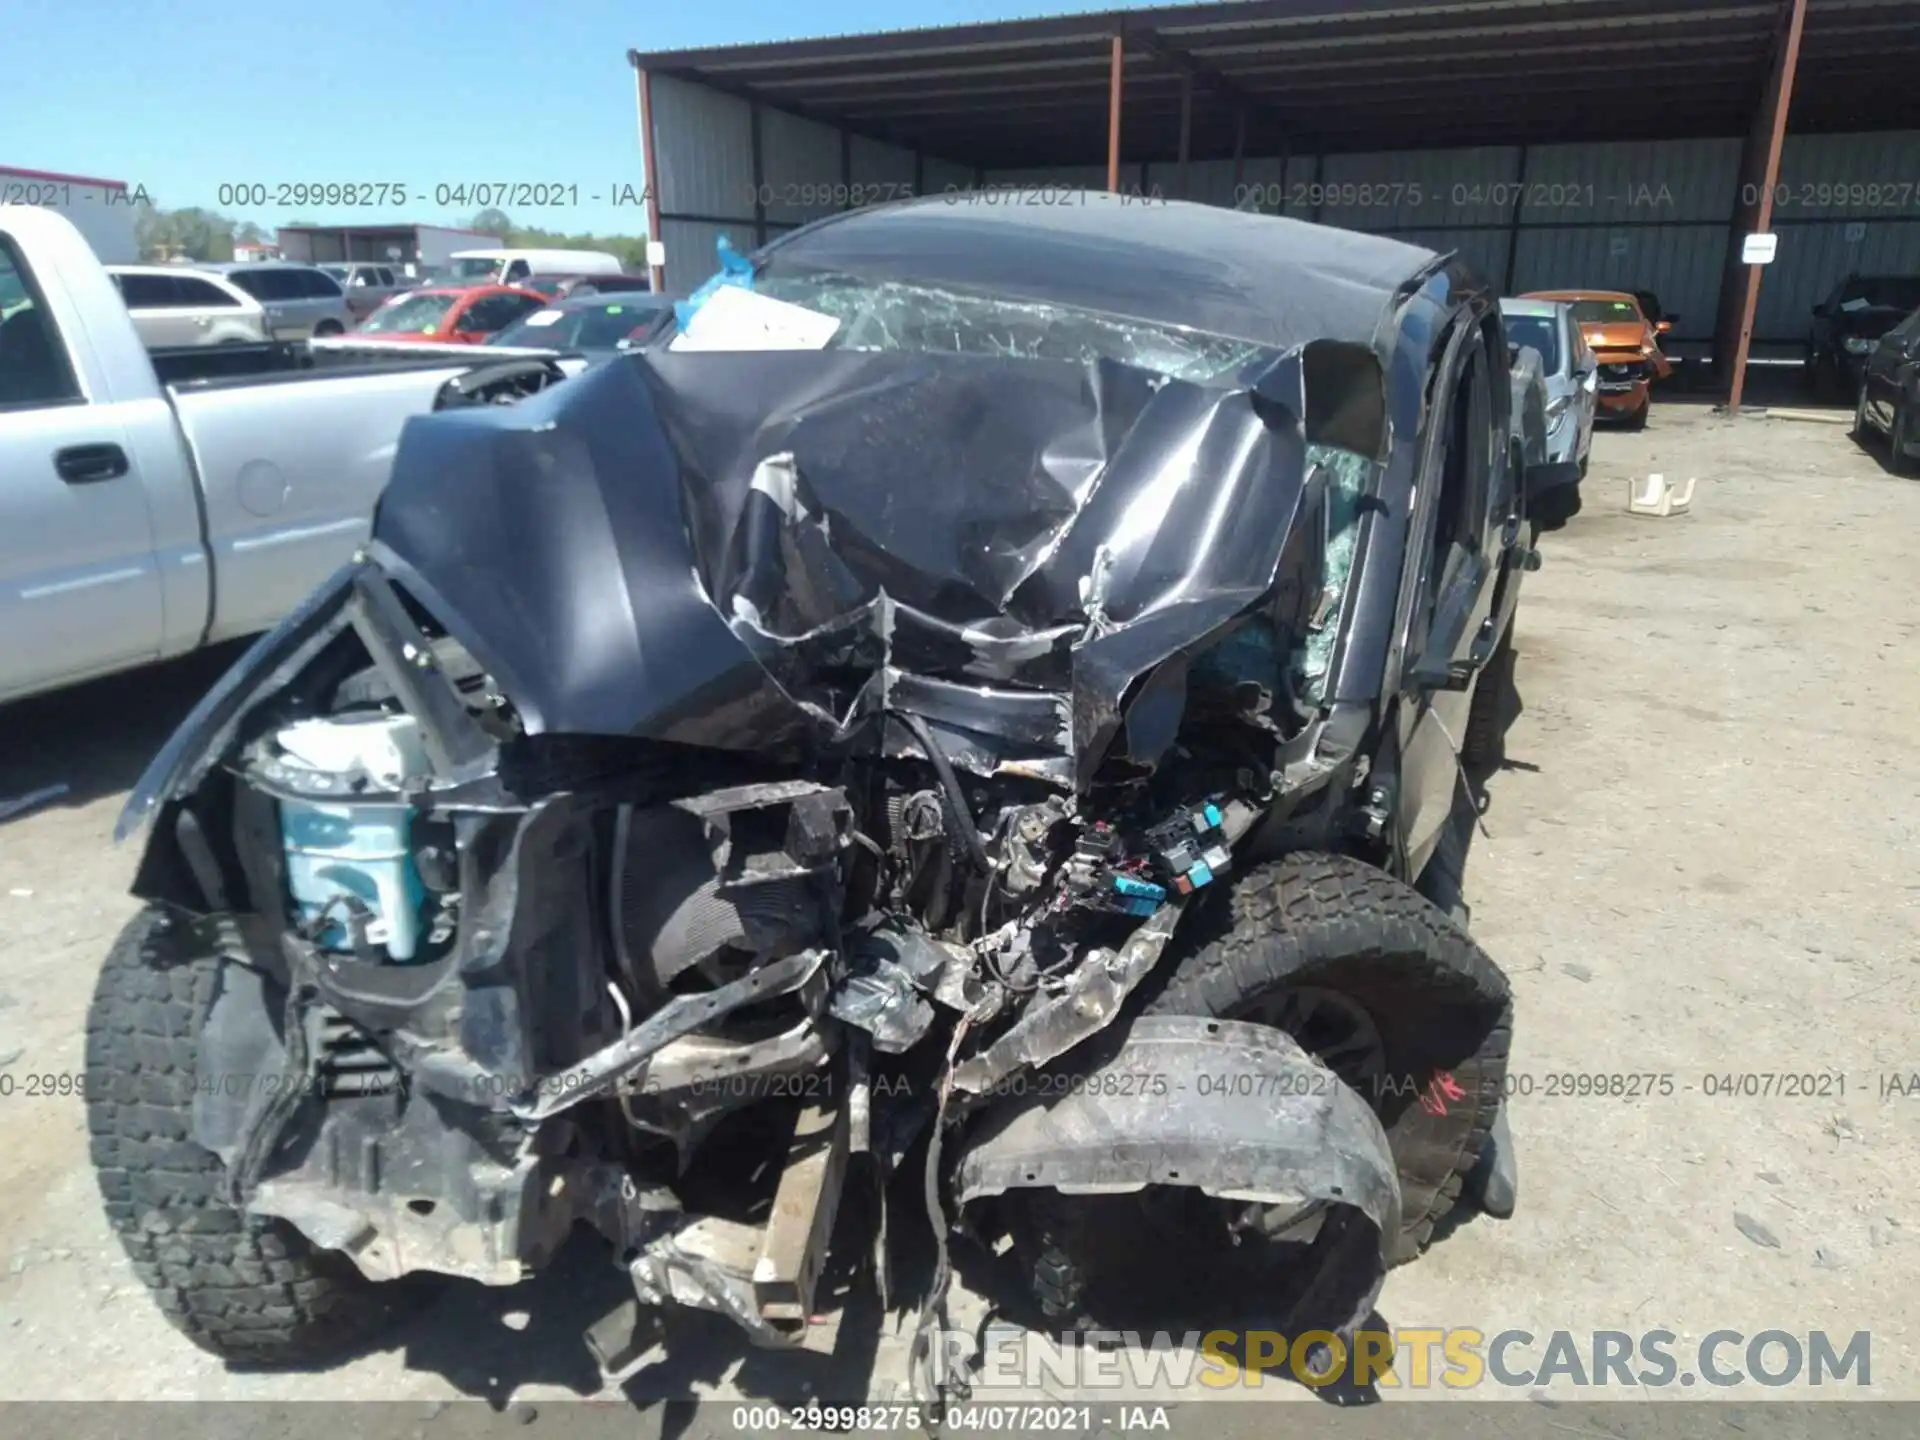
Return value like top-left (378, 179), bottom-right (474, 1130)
top-left (104, 201), bottom-right (1522, 1399)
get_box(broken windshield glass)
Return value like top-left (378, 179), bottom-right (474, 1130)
top-left (748, 272), bottom-right (1275, 385)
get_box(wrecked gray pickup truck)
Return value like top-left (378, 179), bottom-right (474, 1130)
top-left (86, 196), bottom-right (1572, 1394)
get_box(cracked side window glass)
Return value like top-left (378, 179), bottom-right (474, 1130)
top-left (751, 272), bottom-right (1272, 384)
top-left (1296, 443), bottom-right (1376, 700)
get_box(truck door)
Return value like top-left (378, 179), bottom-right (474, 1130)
top-left (1396, 318), bottom-right (1501, 875)
top-left (0, 228), bottom-right (167, 701)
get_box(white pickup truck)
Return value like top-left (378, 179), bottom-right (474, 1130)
top-left (0, 205), bottom-right (586, 706)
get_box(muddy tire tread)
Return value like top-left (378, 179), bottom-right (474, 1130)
top-left (85, 906), bottom-right (401, 1363)
top-left (1141, 853), bottom-right (1512, 1259)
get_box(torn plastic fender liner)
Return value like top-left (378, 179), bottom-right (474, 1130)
top-left (954, 1017), bottom-right (1402, 1258)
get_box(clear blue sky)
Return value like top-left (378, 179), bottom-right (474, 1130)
top-left (9, 0), bottom-right (1152, 237)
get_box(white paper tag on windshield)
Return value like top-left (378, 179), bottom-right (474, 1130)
top-left (669, 285), bottom-right (840, 352)
top-left (523, 309), bottom-right (563, 326)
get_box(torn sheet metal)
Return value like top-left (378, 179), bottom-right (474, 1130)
top-left (510, 947), bottom-right (827, 1122)
top-left (367, 330), bottom-right (1380, 787)
top-left (858, 923), bottom-right (981, 1013)
top-left (628, 1216), bottom-right (801, 1350)
top-left (948, 904), bottom-right (1183, 1096)
top-left (828, 959), bottom-right (936, 1054)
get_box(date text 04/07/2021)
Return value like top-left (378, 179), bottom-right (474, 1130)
top-left (726, 1404), bottom-right (1169, 1432)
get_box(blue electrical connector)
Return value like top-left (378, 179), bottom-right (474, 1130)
top-left (1145, 797), bottom-right (1234, 896)
top-left (1110, 873), bottom-right (1168, 917)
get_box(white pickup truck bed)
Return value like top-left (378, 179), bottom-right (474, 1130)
top-left (0, 205), bottom-right (579, 706)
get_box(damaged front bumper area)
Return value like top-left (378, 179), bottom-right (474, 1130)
top-left (113, 336), bottom-right (1421, 1385)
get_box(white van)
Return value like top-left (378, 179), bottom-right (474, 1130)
top-left (448, 248), bottom-right (624, 286)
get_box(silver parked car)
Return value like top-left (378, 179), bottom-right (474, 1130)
top-left (320, 262), bottom-right (411, 321)
top-left (197, 261), bottom-right (355, 338)
top-left (107, 265), bottom-right (268, 348)
top-left (1500, 297), bottom-right (1596, 475)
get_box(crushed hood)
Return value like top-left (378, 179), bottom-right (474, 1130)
top-left (370, 345), bottom-right (1373, 787)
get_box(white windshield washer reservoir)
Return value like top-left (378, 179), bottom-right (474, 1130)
top-left (274, 713), bottom-right (431, 962)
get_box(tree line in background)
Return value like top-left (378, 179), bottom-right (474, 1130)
top-left (131, 202), bottom-right (648, 268)
top-left (134, 202), bottom-right (271, 261)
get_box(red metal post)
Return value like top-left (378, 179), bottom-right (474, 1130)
top-left (1106, 35), bottom-right (1124, 193)
top-left (1727, 0), bottom-right (1808, 413)
top-left (635, 66), bottom-right (666, 293)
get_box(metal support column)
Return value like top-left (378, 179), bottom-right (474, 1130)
top-left (632, 62), bottom-right (666, 293)
top-left (750, 99), bottom-right (768, 246)
top-left (1231, 107), bottom-right (1246, 197)
top-left (1726, 0), bottom-right (1809, 413)
top-left (1177, 72), bottom-right (1193, 200)
top-left (1106, 34), bottom-right (1125, 193)
top-left (1503, 145), bottom-right (1530, 294)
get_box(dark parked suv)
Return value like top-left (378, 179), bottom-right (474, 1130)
top-left (1807, 273), bottom-right (1920, 399)
top-left (1852, 301), bottom-right (1920, 473)
top-left (90, 197), bottom-right (1578, 1394)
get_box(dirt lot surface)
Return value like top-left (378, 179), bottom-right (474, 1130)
top-left (2, 401), bottom-right (1918, 1425)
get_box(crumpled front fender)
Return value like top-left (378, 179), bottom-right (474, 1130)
top-left (952, 1016), bottom-right (1401, 1254)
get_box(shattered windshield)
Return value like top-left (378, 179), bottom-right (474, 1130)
top-left (748, 271), bottom-right (1275, 384)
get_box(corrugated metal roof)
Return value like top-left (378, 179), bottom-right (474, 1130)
top-left (630, 0), bottom-right (1920, 170)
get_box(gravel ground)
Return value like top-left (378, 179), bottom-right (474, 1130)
top-left (1, 400), bottom-right (1917, 1421)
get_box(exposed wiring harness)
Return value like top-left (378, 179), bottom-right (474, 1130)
top-left (895, 711), bottom-right (992, 876)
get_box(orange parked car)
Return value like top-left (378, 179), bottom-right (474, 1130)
top-left (353, 284), bottom-right (548, 344)
top-left (1521, 290), bottom-right (1670, 429)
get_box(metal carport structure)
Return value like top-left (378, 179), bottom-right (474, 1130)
top-left (630, 0), bottom-right (1920, 409)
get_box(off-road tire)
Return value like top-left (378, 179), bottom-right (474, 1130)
top-left (312, 320), bottom-right (345, 338)
top-left (86, 905), bottom-right (408, 1363)
top-left (1853, 383), bottom-right (1872, 441)
top-left (1625, 399), bottom-right (1649, 431)
top-left (1140, 853), bottom-right (1512, 1262)
top-left (1461, 621), bottom-right (1516, 772)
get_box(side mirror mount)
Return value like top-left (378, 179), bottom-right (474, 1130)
top-left (1526, 458), bottom-right (1584, 532)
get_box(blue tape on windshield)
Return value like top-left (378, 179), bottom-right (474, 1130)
top-left (673, 234), bottom-right (754, 331)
